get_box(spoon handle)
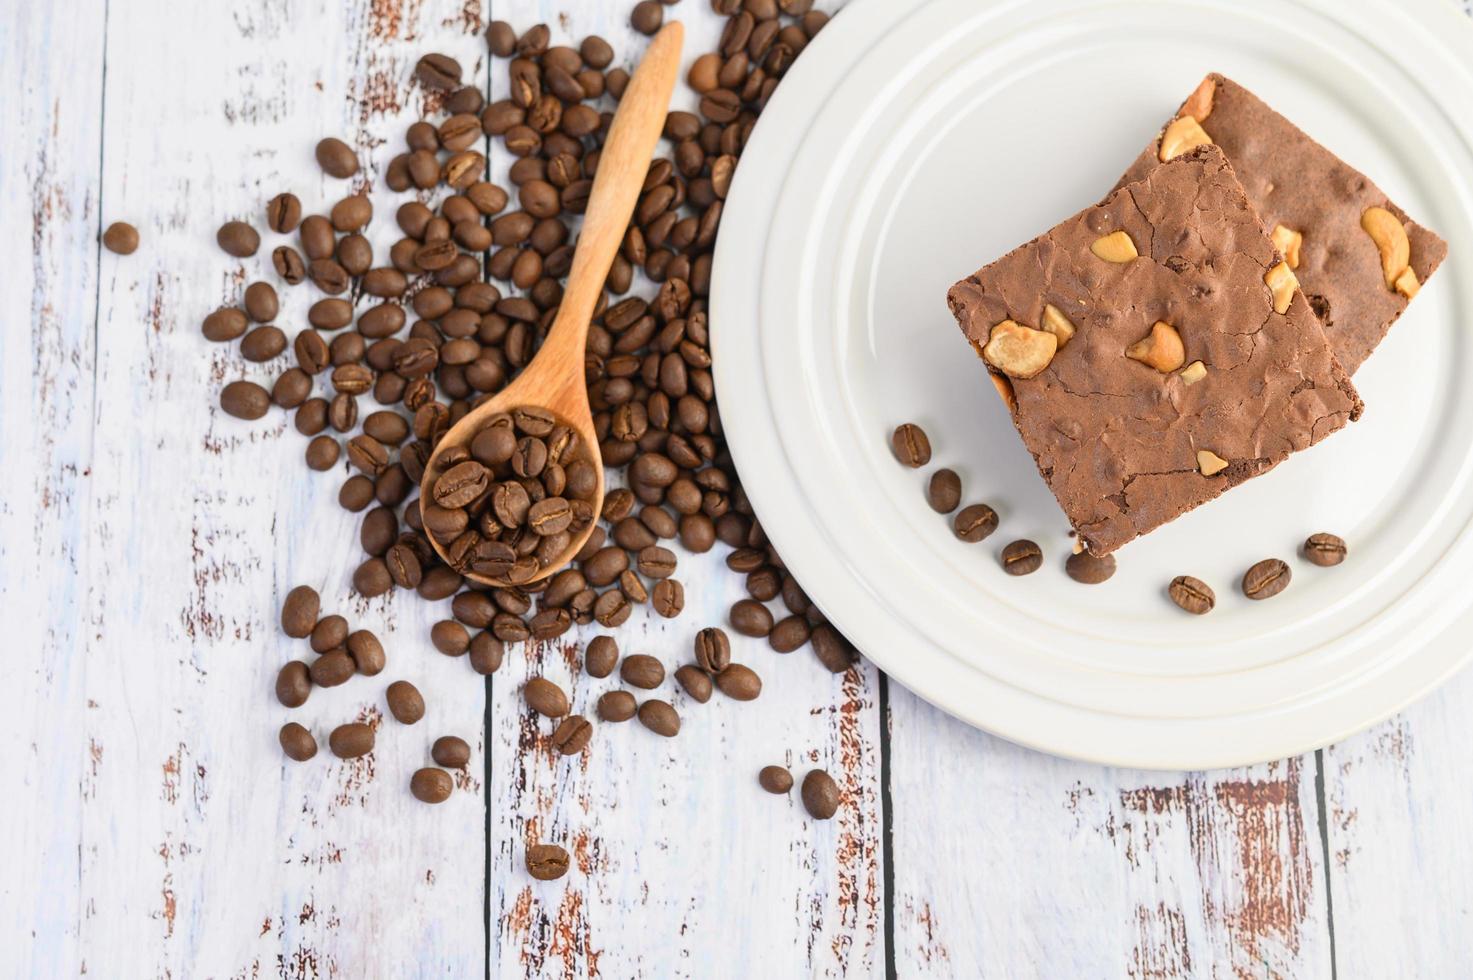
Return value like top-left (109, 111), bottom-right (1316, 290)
top-left (538, 22), bottom-right (685, 371)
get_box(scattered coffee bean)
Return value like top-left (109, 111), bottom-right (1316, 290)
top-left (309, 650), bottom-right (354, 688)
top-left (651, 578), bottom-right (684, 617)
top-left (953, 503), bottom-right (999, 543)
top-left (1065, 548), bottom-right (1116, 585)
top-left (346, 629), bottom-right (386, 676)
top-left (927, 468), bottom-right (961, 513)
top-left (220, 380), bottom-right (271, 420)
top-left (410, 767), bottom-right (454, 804)
top-left (469, 632), bottom-right (505, 674)
top-left (631, 0), bottom-right (664, 34)
top-left (768, 615), bottom-right (810, 653)
top-left (801, 769), bottom-right (840, 820)
top-left (585, 635), bottom-right (619, 677)
top-left (1168, 575), bottom-right (1215, 615)
top-left (526, 842), bottom-right (570, 880)
top-left (432, 735), bottom-right (471, 768)
top-left (386, 680), bottom-right (426, 724)
top-left (620, 653), bottom-right (665, 689)
top-left (891, 423), bottom-right (931, 468)
top-left (1242, 558), bottom-right (1291, 600)
top-left (550, 714), bottom-right (593, 755)
top-left (280, 585), bottom-right (320, 638)
top-left (524, 677), bottom-right (569, 717)
top-left (1303, 533), bottom-right (1347, 567)
top-left (758, 765), bottom-right (793, 794)
top-left (810, 624), bottom-right (856, 674)
top-left (279, 722), bottom-right (317, 762)
top-left (714, 663), bottom-right (761, 701)
top-left (674, 664), bottom-right (712, 703)
top-left (310, 614), bottom-right (349, 652)
top-left (1000, 539), bottom-right (1043, 576)
top-left (637, 699), bottom-right (680, 736)
top-left (729, 598), bottom-right (773, 637)
top-left (217, 220), bottom-right (260, 257)
top-left (328, 722), bottom-right (375, 759)
top-left (694, 627), bottom-right (731, 674)
top-left (275, 661), bottom-right (312, 708)
top-left (102, 221), bottom-right (139, 255)
top-left (315, 137), bottom-right (359, 178)
top-left (597, 690), bottom-right (638, 722)
top-left (266, 192), bottom-right (302, 233)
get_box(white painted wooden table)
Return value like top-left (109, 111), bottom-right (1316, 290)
top-left (4, 1), bottom-right (1473, 976)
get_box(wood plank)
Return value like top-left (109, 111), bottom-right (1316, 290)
top-left (78, 0), bottom-right (489, 975)
top-left (1320, 670), bottom-right (1473, 976)
top-left (886, 686), bottom-right (1333, 978)
top-left (0, 2), bottom-right (106, 976)
top-left (481, 4), bottom-right (884, 977)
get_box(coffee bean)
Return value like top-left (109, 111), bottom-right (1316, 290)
top-left (927, 468), bottom-right (962, 513)
top-left (1242, 558), bottom-right (1291, 600)
top-left (631, 0), bottom-right (663, 34)
top-left (316, 137), bottom-right (359, 178)
top-left (352, 557), bottom-right (393, 597)
top-left (346, 630), bottom-right (386, 676)
top-left (328, 722), bottom-right (374, 759)
top-left (385, 680), bottom-right (425, 724)
top-left (202, 306), bottom-right (248, 342)
top-left (637, 699), bottom-right (680, 736)
top-left (275, 661), bottom-right (312, 708)
top-left (309, 651), bottom-right (354, 688)
top-left (891, 423), bottom-right (931, 467)
top-left (550, 715), bottom-right (593, 755)
top-left (675, 664), bottom-right (713, 703)
top-left (469, 632), bottom-right (505, 674)
top-left (1168, 575), bottom-right (1215, 615)
top-left (1303, 533), bottom-right (1347, 567)
top-left (240, 325), bottom-right (287, 362)
top-left (768, 615), bottom-right (810, 653)
top-left (714, 662), bottom-right (761, 701)
top-left (953, 504), bottom-right (998, 543)
top-left (431, 619), bottom-right (470, 656)
top-left (273, 245), bottom-right (306, 284)
top-left (808, 624), bottom-right (855, 673)
top-left (694, 627), bottom-right (731, 674)
top-left (432, 735), bottom-right (471, 768)
top-left (651, 578), bottom-right (684, 618)
top-left (410, 767), bottom-right (453, 803)
top-left (1000, 539), bottom-right (1042, 576)
top-left (759, 765), bottom-right (793, 794)
top-left (330, 195), bottom-right (373, 233)
top-left (266, 192), bottom-right (302, 233)
top-left (526, 842), bottom-right (570, 881)
top-left (585, 635), bottom-right (619, 678)
top-left (217, 220), bottom-right (260, 257)
top-left (279, 722), bottom-right (317, 762)
top-left (729, 598), bottom-right (773, 637)
top-left (102, 221), bottom-right (139, 255)
top-left (220, 380), bottom-right (270, 420)
top-left (310, 614), bottom-right (349, 653)
top-left (620, 654), bottom-right (665, 689)
top-left (525, 677), bottom-right (569, 718)
top-left (801, 769), bottom-right (839, 819)
top-left (597, 691), bottom-right (638, 724)
top-left (281, 585), bottom-right (320, 638)
top-left (242, 281), bottom-right (279, 323)
top-left (1065, 549), bottom-right (1116, 585)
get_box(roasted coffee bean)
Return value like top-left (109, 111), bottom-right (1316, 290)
top-left (1168, 575), bottom-right (1215, 615)
top-left (810, 624), bottom-right (856, 674)
top-left (272, 369), bottom-right (312, 409)
top-left (1059, 543), bottom-right (1115, 584)
top-left (620, 654), bottom-right (665, 689)
top-left (410, 767), bottom-right (453, 804)
top-left (310, 614), bottom-right (349, 653)
top-left (385, 680), bottom-right (425, 724)
top-left (550, 714), bottom-right (593, 755)
top-left (330, 194), bottom-right (372, 233)
top-left (714, 663), bottom-right (761, 701)
top-left (275, 661), bottom-right (312, 708)
top-left (592, 691), bottom-right (636, 725)
top-left (220, 380), bottom-right (270, 420)
top-left (759, 765), bottom-right (793, 794)
top-left (1001, 539), bottom-right (1043, 576)
top-left (1242, 558), bottom-right (1291, 600)
top-left (524, 677), bottom-right (569, 717)
top-left (585, 635), bottom-right (619, 678)
top-left (304, 435), bottom-right (339, 470)
top-left (891, 423), bottom-right (931, 467)
top-left (692, 627), bottom-right (731, 674)
top-left (768, 615), bottom-right (810, 653)
top-left (272, 245), bottom-right (306, 284)
top-left (637, 699), bottom-right (679, 736)
top-left (594, 588), bottom-right (632, 627)
top-left (309, 650), bottom-right (354, 688)
top-left (675, 664), bottom-right (713, 703)
top-left (432, 735), bottom-right (471, 768)
top-left (469, 631), bottom-right (505, 674)
top-left (202, 306), bottom-right (248, 342)
top-left (352, 557), bottom-right (393, 597)
top-left (801, 769), bottom-right (840, 820)
top-left (651, 578), bottom-right (684, 618)
top-left (102, 221), bottom-right (139, 255)
top-left (242, 281), bottom-right (279, 323)
top-left (636, 545), bottom-right (677, 579)
top-left (328, 722), bottom-right (374, 759)
top-left (927, 468), bottom-right (962, 513)
top-left (280, 585), bottom-right (321, 638)
top-left (953, 504), bottom-right (998, 543)
top-left (746, 567), bottom-right (781, 601)
top-left (416, 52), bottom-right (462, 90)
top-left (729, 598), bottom-right (773, 637)
top-left (217, 220), bottom-right (260, 257)
top-left (630, 0), bottom-right (663, 34)
top-left (346, 629), bottom-right (386, 676)
top-left (1303, 533), bottom-right (1347, 567)
top-left (526, 842), bottom-right (570, 881)
top-left (279, 722), bottom-right (317, 762)
top-left (267, 192), bottom-right (302, 233)
top-left (430, 619), bottom-right (471, 656)
top-left (316, 137), bottom-right (359, 178)
top-left (299, 214), bottom-right (336, 260)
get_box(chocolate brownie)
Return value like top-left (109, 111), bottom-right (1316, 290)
top-left (947, 146), bottom-right (1362, 555)
top-left (1115, 73), bottom-right (1447, 374)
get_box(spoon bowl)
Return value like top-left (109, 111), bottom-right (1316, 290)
top-left (420, 22), bottom-right (684, 588)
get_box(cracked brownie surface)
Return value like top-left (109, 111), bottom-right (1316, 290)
top-left (1115, 73), bottom-right (1447, 374)
top-left (947, 146), bottom-right (1362, 555)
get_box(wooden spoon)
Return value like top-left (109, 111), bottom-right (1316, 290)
top-left (420, 21), bottom-right (684, 587)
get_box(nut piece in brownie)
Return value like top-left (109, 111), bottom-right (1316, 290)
top-left (1115, 73), bottom-right (1447, 374)
top-left (947, 146), bottom-right (1362, 556)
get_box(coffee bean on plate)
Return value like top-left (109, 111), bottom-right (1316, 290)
top-left (328, 722), bottom-right (374, 759)
top-left (891, 423), bottom-right (931, 467)
top-left (637, 699), bottom-right (680, 736)
top-left (386, 679), bottom-right (425, 724)
top-left (1000, 539), bottom-right (1042, 576)
top-left (432, 735), bottom-right (471, 768)
top-left (1303, 533), bottom-right (1347, 567)
top-left (801, 769), bottom-right (840, 820)
top-left (410, 767), bottom-right (453, 803)
top-left (1242, 558), bottom-right (1291, 600)
top-left (953, 504), bottom-right (998, 543)
top-left (1065, 548), bottom-right (1116, 585)
top-left (550, 714), bottom-right (593, 755)
top-left (714, 663), bottom-right (761, 701)
top-left (759, 765), bottom-right (793, 794)
top-left (279, 722), bottom-right (317, 762)
top-left (1168, 575), bottom-right (1215, 615)
top-left (526, 842), bottom-right (570, 881)
top-left (525, 677), bottom-right (569, 717)
top-left (927, 468), bottom-right (961, 513)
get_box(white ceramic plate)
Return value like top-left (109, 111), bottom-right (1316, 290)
top-left (710, 0), bottom-right (1473, 769)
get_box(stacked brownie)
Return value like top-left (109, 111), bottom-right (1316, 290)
top-left (947, 74), bottom-right (1446, 555)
